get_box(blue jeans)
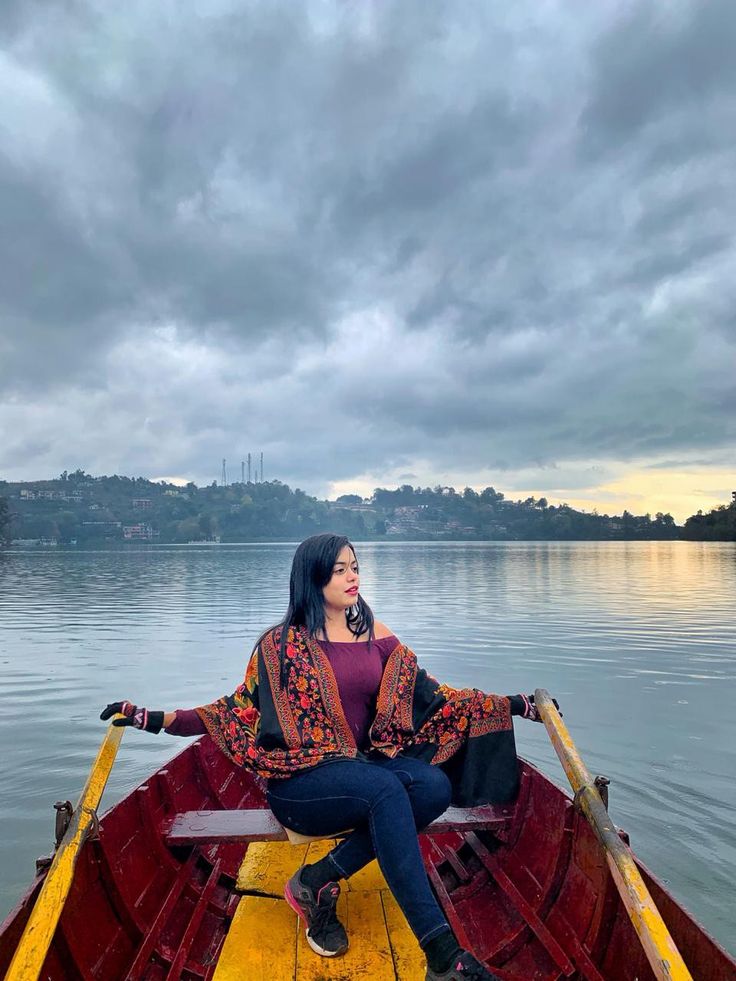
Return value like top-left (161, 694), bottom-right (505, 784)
top-left (266, 754), bottom-right (453, 946)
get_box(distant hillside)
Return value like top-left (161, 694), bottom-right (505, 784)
top-left (0, 494), bottom-right (10, 546)
top-left (0, 470), bottom-right (683, 545)
top-left (681, 493), bottom-right (736, 541)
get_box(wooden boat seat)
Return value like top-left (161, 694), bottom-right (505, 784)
top-left (163, 802), bottom-right (515, 846)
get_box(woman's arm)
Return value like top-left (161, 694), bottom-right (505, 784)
top-left (163, 708), bottom-right (207, 736)
top-left (99, 702), bottom-right (207, 736)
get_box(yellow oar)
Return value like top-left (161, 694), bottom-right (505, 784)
top-left (4, 721), bottom-right (125, 981)
top-left (534, 689), bottom-right (693, 981)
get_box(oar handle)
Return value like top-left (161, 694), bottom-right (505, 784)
top-left (534, 689), bottom-right (693, 981)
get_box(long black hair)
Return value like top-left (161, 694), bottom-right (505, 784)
top-left (257, 534), bottom-right (375, 689)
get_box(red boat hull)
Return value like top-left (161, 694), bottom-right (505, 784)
top-left (1, 737), bottom-right (734, 980)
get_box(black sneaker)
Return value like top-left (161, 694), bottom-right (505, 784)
top-left (284, 867), bottom-right (349, 957)
top-left (426, 949), bottom-right (503, 981)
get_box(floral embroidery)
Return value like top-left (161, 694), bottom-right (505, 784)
top-left (195, 625), bottom-right (513, 781)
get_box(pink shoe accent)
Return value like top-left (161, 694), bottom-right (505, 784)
top-left (284, 881), bottom-right (307, 925)
top-left (316, 883), bottom-right (339, 904)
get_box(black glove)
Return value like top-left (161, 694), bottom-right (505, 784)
top-left (508, 693), bottom-right (560, 723)
top-left (100, 700), bottom-right (164, 734)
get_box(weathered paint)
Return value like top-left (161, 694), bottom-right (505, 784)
top-left (212, 895), bottom-right (297, 981)
top-left (236, 841), bottom-right (308, 894)
top-left (3, 721), bottom-right (124, 981)
top-left (381, 889), bottom-right (426, 981)
top-left (535, 688), bottom-right (695, 981)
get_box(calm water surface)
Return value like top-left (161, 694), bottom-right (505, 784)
top-left (0, 542), bottom-right (734, 954)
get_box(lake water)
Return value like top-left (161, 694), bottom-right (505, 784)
top-left (0, 541), bottom-right (734, 955)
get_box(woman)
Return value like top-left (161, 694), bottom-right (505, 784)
top-left (101, 534), bottom-right (552, 981)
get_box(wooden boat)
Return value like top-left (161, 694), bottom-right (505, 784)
top-left (1, 726), bottom-right (734, 981)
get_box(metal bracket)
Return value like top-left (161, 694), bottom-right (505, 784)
top-left (82, 806), bottom-right (101, 842)
top-left (35, 854), bottom-right (53, 874)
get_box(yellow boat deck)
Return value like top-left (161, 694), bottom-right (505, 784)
top-left (213, 840), bottom-right (426, 980)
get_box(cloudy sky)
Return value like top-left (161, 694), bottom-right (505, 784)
top-left (1, 1), bottom-right (734, 521)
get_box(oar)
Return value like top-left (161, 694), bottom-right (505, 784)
top-left (534, 688), bottom-right (693, 981)
top-left (4, 721), bottom-right (125, 981)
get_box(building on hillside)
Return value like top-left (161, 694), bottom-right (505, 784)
top-left (19, 488), bottom-right (82, 502)
top-left (123, 523), bottom-right (155, 540)
top-left (133, 499), bottom-right (153, 510)
top-left (83, 520), bottom-right (123, 537)
top-left (386, 506), bottom-right (436, 535)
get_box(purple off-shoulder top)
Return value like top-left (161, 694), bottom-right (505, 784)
top-left (164, 635), bottom-right (399, 749)
top-left (318, 635), bottom-right (398, 748)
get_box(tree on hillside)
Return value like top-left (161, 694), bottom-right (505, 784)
top-left (682, 494), bottom-right (736, 541)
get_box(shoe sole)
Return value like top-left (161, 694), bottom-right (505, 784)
top-left (284, 880), bottom-right (349, 958)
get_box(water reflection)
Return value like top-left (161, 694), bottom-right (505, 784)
top-left (0, 541), bottom-right (734, 953)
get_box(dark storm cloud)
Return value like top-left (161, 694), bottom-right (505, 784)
top-left (0, 1), bottom-right (734, 494)
top-left (580, 0), bottom-right (736, 153)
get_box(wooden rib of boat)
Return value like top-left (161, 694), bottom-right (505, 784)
top-left (1, 736), bottom-right (734, 980)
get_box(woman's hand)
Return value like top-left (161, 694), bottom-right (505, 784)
top-left (509, 693), bottom-right (561, 723)
top-left (100, 701), bottom-right (164, 734)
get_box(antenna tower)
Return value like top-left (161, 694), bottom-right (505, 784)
top-left (221, 458), bottom-right (227, 486)
top-left (241, 460), bottom-right (245, 484)
top-left (260, 452), bottom-right (264, 483)
top-left (247, 453), bottom-right (252, 483)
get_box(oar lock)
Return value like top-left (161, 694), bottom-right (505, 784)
top-left (572, 776), bottom-right (630, 845)
top-left (594, 774), bottom-right (610, 809)
top-left (573, 774), bottom-right (611, 814)
top-left (54, 801), bottom-right (74, 849)
top-left (52, 800), bottom-right (100, 845)
top-left (35, 801), bottom-right (74, 873)
top-left (35, 800), bottom-right (102, 874)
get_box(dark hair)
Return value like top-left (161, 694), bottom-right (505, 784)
top-left (259, 534), bottom-right (374, 688)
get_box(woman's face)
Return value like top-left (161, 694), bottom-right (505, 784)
top-left (322, 545), bottom-right (360, 612)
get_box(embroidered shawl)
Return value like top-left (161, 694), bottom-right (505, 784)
top-left (195, 625), bottom-right (519, 805)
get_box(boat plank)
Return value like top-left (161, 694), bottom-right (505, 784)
top-left (425, 858), bottom-right (472, 953)
top-left (165, 805), bottom-right (512, 846)
top-left (466, 830), bottom-right (575, 976)
top-left (124, 851), bottom-right (199, 981)
top-left (212, 895), bottom-right (297, 981)
top-left (236, 842), bottom-right (308, 894)
top-left (381, 889), bottom-right (426, 981)
top-left (166, 858), bottom-right (223, 980)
